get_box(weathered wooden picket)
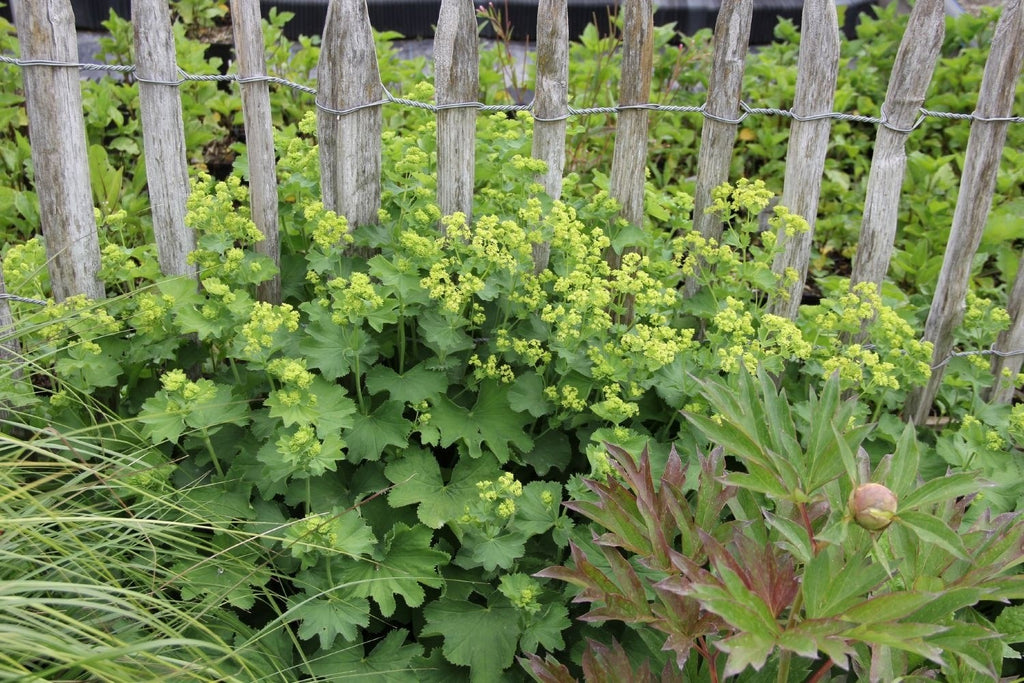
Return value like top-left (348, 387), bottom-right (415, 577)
top-left (2, 0), bottom-right (1023, 422)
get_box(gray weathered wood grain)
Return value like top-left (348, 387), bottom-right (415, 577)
top-left (690, 0), bottom-right (752, 246)
top-left (12, 0), bottom-right (103, 301)
top-left (231, 0), bottom-right (281, 304)
top-left (769, 0), bottom-right (840, 320)
top-left (906, 0), bottom-right (1024, 422)
top-left (435, 0), bottom-right (479, 227)
top-left (607, 0), bottom-right (653, 270)
top-left (530, 0), bottom-right (568, 271)
top-left (989, 253), bottom-right (1024, 403)
top-left (849, 0), bottom-right (944, 290)
top-left (317, 0), bottom-right (384, 242)
top-left (133, 0), bottom-right (196, 281)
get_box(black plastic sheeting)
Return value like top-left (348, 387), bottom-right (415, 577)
top-left (2, 0), bottom-right (875, 45)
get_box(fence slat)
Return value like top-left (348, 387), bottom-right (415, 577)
top-left (849, 0), bottom-right (945, 290)
top-left (530, 0), bottom-right (568, 271)
top-left (317, 0), bottom-right (383, 241)
top-left (690, 0), bottom-right (752, 247)
top-left (12, 0), bottom-right (103, 301)
top-left (770, 0), bottom-right (840, 320)
top-left (231, 0), bottom-right (281, 303)
top-left (608, 0), bottom-right (654, 269)
top-left (989, 254), bottom-right (1024, 403)
top-left (132, 0), bottom-right (195, 281)
top-left (435, 0), bottom-right (479, 226)
top-left (907, 0), bottom-right (1024, 422)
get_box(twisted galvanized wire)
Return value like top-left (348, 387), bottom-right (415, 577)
top-left (1, 53), bottom-right (1021, 131)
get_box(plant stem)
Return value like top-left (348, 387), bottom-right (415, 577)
top-left (200, 428), bottom-right (225, 478)
top-left (805, 658), bottom-right (833, 683)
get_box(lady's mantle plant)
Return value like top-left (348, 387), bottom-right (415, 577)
top-left (0, 108), bottom-right (1003, 680)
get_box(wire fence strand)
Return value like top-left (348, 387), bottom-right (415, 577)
top-left (1, 53), bottom-right (1021, 131)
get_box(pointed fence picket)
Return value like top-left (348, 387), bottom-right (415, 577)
top-left (4, 0), bottom-right (1024, 419)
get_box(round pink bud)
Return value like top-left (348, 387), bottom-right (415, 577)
top-left (849, 483), bottom-right (898, 532)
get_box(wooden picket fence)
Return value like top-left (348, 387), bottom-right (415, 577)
top-left (2, 0), bottom-right (1023, 422)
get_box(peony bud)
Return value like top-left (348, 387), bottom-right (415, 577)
top-left (849, 483), bottom-right (898, 531)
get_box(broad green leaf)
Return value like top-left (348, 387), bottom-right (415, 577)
top-left (418, 309), bottom-right (475, 356)
top-left (385, 449), bottom-right (501, 528)
top-left (364, 362), bottom-right (448, 403)
top-left (717, 632), bottom-right (775, 677)
top-left (900, 472), bottom-right (985, 512)
top-left (299, 310), bottom-right (380, 380)
top-left (519, 602), bottom-right (571, 653)
top-left (422, 598), bottom-right (521, 677)
top-left (839, 592), bottom-right (934, 624)
top-left (305, 628), bottom-right (423, 681)
top-left (764, 511), bottom-right (813, 564)
top-left (457, 527), bottom-right (528, 571)
top-left (508, 370), bottom-right (550, 418)
top-left (897, 510), bottom-right (969, 560)
top-left (288, 592), bottom-right (370, 649)
top-left (333, 522), bottom-right (448, 617)
top-left (887, 422), bottom-right (921, 497)
top-left (345, 400), bottom-right (412, 463)
top-left (430, 381), bottom-right (534, 462)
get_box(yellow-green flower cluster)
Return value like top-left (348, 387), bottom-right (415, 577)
top-left (494, 330), bottom-right (551, 367)
top-left (326, 272), bottom-right (385, 324)
top-left (591, 383), bottom-right (640, 424)
top-left (499, 573), bottom-right (543, 614)
top-left (159, 369), bottom-right (218, 414)
top-left (1, 236), bottom-right (48, 300)
top-left (544, 384), bottom-right (588, 412)
top-left (303, 201), bottom-right (352, 249)
top-left (812, 281), bottom-right (932, 393)
top-left (240, 301), bottom-right (300, 357)
top-left (37, 295), bottom-right (123, 345)
top-left (768, 204), bottom-right (811, 238)
top-left (469, 354), bottom-right (516, 383)
top-left (1009, 404), bottom-right (1024, 447)
top-left (267, 357), bottom-right (317, 410)
top-left (672, 231), bottom-right (743, 278)
top-left (276, 424), bottom-right (324, 469)
top-left (477, 472), bottom-right (523, 519)
top-left (708, 178), bottom-right (775, 218)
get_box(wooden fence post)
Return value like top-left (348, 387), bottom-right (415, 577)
top-left (12, 0), bottom-right (103, 301)
top-left (132, 0), bottom-right (196, 281)
top-left (906, 0), bottom-right (1024, 422)
top-left (435, 0), bottom-right (479, 226)
top-left (607, 0), bottom-right (653, 269)
top-left (690, 0), bottom-right (752, 247)
top-left (231, 0), bottom-right (281, 303)
top-left (770, 0), bottom-right (840, 320)
top-left (848, 0), bottom-right (944, 290)
top-left (317, 0), bottom-right (384, 242)
top-left (530, 0), bottom-right (568, 271)
top-left (989, 255), bottom-right (1024, 403)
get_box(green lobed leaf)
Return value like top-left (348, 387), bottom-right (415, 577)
top-left (421, 598), bottom-right (521, 678)
top-left (304, 628), bottom-right (424, 681)
top-left (429, 381), bottom-right (534, 463)
top-left (364, 362), bottom-right (449, 403)
top-left (345, 400), bottom-right (412, 463)
top-left (384, 449), bottom-right (502, 529)
top-left (288, 592), bottom-right (371, 649)
top-left (332, 522), bottom-right (448, 617)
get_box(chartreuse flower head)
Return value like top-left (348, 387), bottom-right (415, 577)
top-left (849, 482), bottom-right (898, 531)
